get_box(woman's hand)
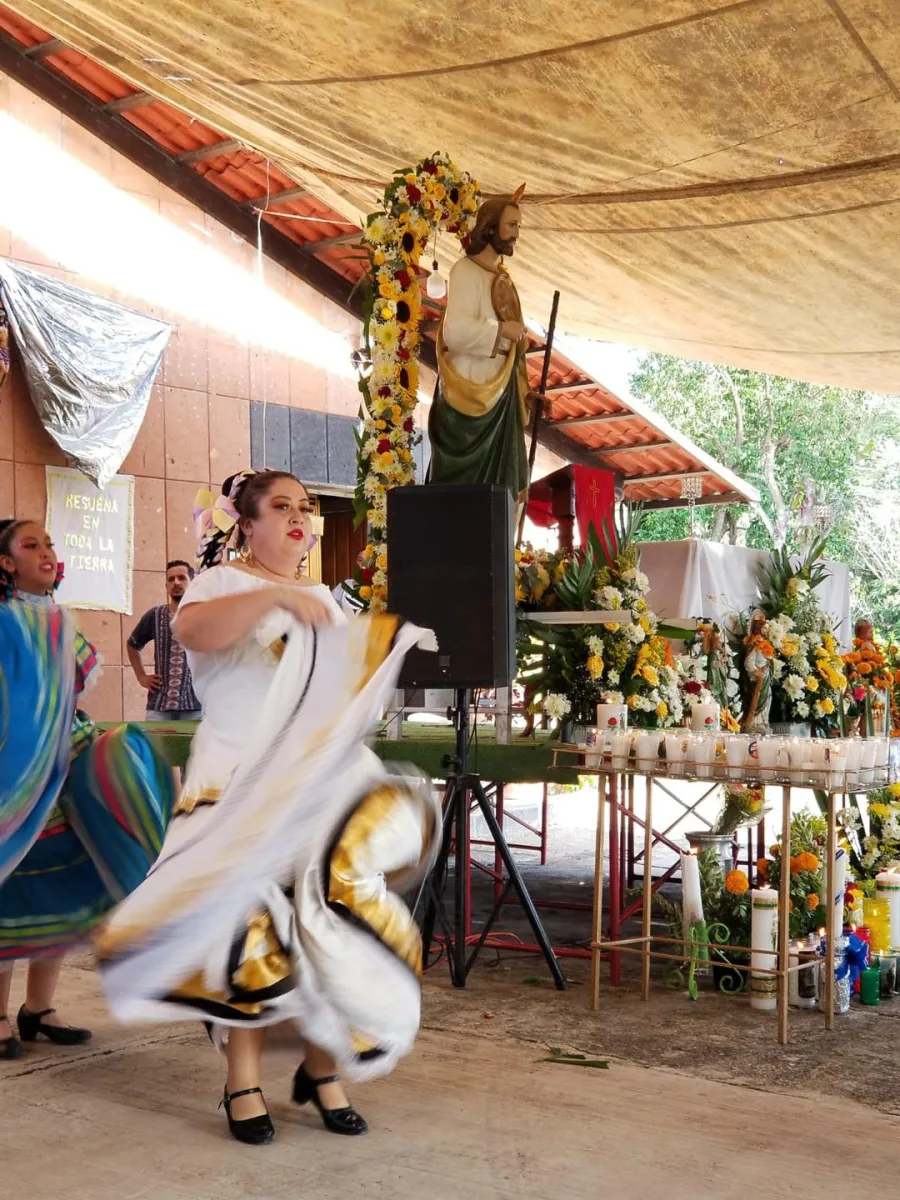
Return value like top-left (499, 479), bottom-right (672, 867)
top-left (276, 586), bottom-right (335, 627)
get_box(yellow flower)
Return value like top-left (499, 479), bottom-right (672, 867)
top-left (359, 586), bottom-right (372, 601)
top-left (725, 870), bottom-right (749, 896)
top-left (515, 583), bottom-right (526, 605)
top-left (818, 697), bottom-right (835, 715)
top-left (805, 676), bottom-right (819, 693)
top-left (372, 250), bottom-right (386, 267)
top-left (869, 801), bottom-right (891, 819)
top-left (378, 305), bottom-right (395, 322)
top-left (390, 404), bottom-right (403, 424)
top-left (642, 666), bottom-right (659, 687)
top-left (604, 622), bottom-right (621, 632)
top-left (656, 701), bottom-right (668, 719)
top-left (781, 635), bottom-right (801, 657)
top-left (889, 783), bottom-right (900, 798)
top-left (586, 655), bottom-right (604, 680)
top-left (375, 420), bottom-right (387, 431)
top-left (379, 451), bottom-right (395, 468)
top-left (639, 615), bottom-right (652, 634)
top-left (376, 553), bottom-right (387, 571)
top-left (378, 277), bottom-right (402, 302)
top-left (373, 324), bottom-right (400, 352)
top-left (626, 694), bottom-right (641, 709)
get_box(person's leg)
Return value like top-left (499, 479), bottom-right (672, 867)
top-left (0, 967), bottom-right (13, 1039)
top-left (225, 1026), bottom-right (269, 1119)
top-left (23, 956), bottom-right (69, 1026)
top-left (303, 1042), bottom-right (351, 1110)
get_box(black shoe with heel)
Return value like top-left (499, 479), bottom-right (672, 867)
top-left (17, 1006), bottom-right (91, 1046)
top-left (291, 1066), bottom-right (368, 1136)
top-left (0, 1016), bottom-right (22, 1060)
top-left (220, 1086), bottom-right (275, 1145)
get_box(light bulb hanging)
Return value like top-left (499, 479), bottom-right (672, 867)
top-left (426, 259), bottom-right (446, 299)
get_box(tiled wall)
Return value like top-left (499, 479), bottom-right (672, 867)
top-left (0, 72), bottom-right (383, 721)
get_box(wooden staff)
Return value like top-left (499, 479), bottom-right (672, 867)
top-left (516, 289), bottom-right (560, 548)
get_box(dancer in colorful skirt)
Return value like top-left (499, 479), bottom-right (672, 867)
top-left (0, 518), bottom-right (174, 1058)
top-left (95, 469), bottom-right (439, 1145)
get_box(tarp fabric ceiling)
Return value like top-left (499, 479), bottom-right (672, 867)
top-left (8, 0), bottom-right (900, 393)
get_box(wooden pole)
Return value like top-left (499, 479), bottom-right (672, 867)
top-left (590, 773), bottom-right (608, 1010)
top-left (777, 785), bottom-right (792, 1045)
top-left (641, 775), bottom-right (653, 1001)
top-left (516, 290), bottom-right (561, 548)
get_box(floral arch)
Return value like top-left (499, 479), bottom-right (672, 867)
top-left (353, 153), bottom-right (481, 612)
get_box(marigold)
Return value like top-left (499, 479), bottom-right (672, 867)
top-left (756, 858), bottom-right (769, 875)
top-left (791, 851), bottom-right (819, 873)
top-left (724, 870), bottom-right (750, 895)
top-left (807, 893), bottom-right (820, 911)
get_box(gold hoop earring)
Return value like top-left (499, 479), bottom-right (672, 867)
top-left (239, 543), bottom-right (254, 566)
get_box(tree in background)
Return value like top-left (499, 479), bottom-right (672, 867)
top-left (628, 354), bottom-right (900, 636)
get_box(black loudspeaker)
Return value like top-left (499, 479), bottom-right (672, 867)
top-left (387, 484), bottom-right (515, 688)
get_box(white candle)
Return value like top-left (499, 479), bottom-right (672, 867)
top-left (725, 734), bottom-right (748, 780)
top-left (876, 872), bottom-right (900, 952)
top-left (596, 704), bottom-right (628, 745)
top-left (691, 701), bottom-right (720, 732)
top-left (680, 851), bottom-right (704, 951)
top-left (636, 729), bottom-right (661, 768)
top-left (860, 738), bottom-right (878, 785)
top-left (758, 737), bottom-right (779, 782)
top-left (832, 848), bottom-right (848, 944)
top-left (609, 729), bottom-right (632, 770)
top-left (750, 887), bottom-right (779, 1011)
top-left (844, 737), bottom-right (862, 788)
top-left (665, 730), bottom-right (688, 776)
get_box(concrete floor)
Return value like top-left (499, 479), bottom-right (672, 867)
top-left (3, 958), bottom-right (899, 1199)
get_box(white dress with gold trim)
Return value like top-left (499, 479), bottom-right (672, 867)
top-left (96, 565), bottom-right (440, 1081)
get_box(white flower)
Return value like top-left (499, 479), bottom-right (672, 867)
top-left (620, 567), bottom-right (650, 593)
top-left (796, 702), bottom-right (810, 718)
top-left (597, 586), bottom-right (623, 610)
top-left (606, 670), bottom-right (620, 686)
top-left (771, 658), bottom-right (785, 680)
top-left (660, 665), bottom-right (678, 686)
top-left (884, 815), bottom-right (900, 840)
top-left (364, 215), bottom-right (390, 244)
top-left (726, 678), bottom-right (739, 698)
top-left (543, 693), bottom-right (571, 720)
top-left (624, 623), bottom-right (646, 644)
top-left (864, 835), bottom-right (879, 852)
top-left (587, 635), bottom-right (604, 657)
top-left (837, 807), bottom-right (861, 830)
top-left (601, 690), bottom-right (624, 704)
top-left (697, 688), bottom-right (714, 705)
top-left (783, 674), bottom-right (806, 701)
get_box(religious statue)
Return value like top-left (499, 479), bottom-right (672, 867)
top-left (742, 610), bottom-right (773, 734)
top-left (427, 186), bottom-right (530, 499)
top-left (854, 617), bottom-right (878, 654)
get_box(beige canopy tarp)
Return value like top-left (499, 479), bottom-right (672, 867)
top-left (8, 0), bottom-right (900, 392)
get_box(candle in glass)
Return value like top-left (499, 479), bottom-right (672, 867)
top-left (758, 737), bottom-right (779, 782)
top-left (750, 887), bottom-right (778, 1011)
top-left (680, 850), bottom-right (704, 953)
top-left (860, 965), bottom-right (881, 1005)
top-left (690, 701), bottom-right (720, 733)
top-left (863, 898), bottom-right (892, 955)
top-left (596, 703), bottom-right (628, 744)
top-left (874, 736), bottom-right (890, 780)
top-left (876, 872), bottom-right (900, 951)
top-left (636, 729), bottom-right (661, 770)
top-left (827, 741), bottom-right (848, 791)
top-left (798, 935), bottom-right (819, 1007)
top-left (844, 737), bottom-right (862, 789)
top-left (879, 954), bottom-right (896, 999)
top-left (860, 738), bottom-right (878, 786)
top-left (609, 729), bottom-right (632, 771)
top-left (692, 733), bottom-right (716, 779)
top-left (664, 730), bottom-right (688, 777)
top-left (724, 734), bottom-right (748, 780)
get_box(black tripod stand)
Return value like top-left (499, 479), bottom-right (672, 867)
top-left (416, 689), bottom-right (566, 990)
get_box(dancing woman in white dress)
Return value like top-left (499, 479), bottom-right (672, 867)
top-left (95, 469), bottom-right (439, 1145)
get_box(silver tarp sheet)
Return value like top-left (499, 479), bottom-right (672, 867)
top-left (0, 261), bottom-right (170, 488)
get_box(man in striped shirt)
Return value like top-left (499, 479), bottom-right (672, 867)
top-left (126, 560), bottom-right (201, 721)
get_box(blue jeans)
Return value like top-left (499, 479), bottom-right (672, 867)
top-left (145, 710), bottom-right (201, 722)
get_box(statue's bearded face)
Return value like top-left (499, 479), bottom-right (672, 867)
top-left (491, 205), bottom-right (521, 256)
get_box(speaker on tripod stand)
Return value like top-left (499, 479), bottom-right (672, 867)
top-left (387, 484), bottom-right (566, 990)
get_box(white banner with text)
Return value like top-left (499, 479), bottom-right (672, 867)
top-left (45, 465), bottom-right (134, 613)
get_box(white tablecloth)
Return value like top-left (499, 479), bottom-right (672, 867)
top-left (638, 540), bottom-right (852, 649)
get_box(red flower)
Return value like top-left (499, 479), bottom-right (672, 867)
top-left (378, 386), bottom-right (391, 398)
top-left (406, 185), bottom-right (422, 204)
top-left (684, 681), bottom-right (702, 695)
top-left (361, 568), bottom-right (374, 584)
top-left (403, 418), bottom-right (414, 433)
top-left (377, 438), bottom-right (392, 452)
top-left (396, 270), bottom-right (411, 290)
top-left (397, 347), bottom-right (410, 361)
top-left (853, 686), bottom-right (867, 702)
top-left (422, 162), bottom-right (438, 176)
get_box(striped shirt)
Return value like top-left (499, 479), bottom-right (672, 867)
top-left (128, 604), bottom-right (199, 713)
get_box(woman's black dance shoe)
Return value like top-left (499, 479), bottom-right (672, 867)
top-left (220, 1086), bottom-right (275, 1145)
top-left (291, 1066), bottom-right (368, 1136)
top-left (0, 1015), bottom-right (22, 1060)
top-left (17, 1006), bottom-right (92, 1046)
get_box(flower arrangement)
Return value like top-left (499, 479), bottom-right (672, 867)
top-left (710, 784), bottom-right (767, 835)
top-left (757, 812), bottom-right (827, 937)
top-left (735, 539), bottom-right (846, 731)
top-left (515, 544), bottom-right (569, 610)
top-left (836, 784), bottom-right (900, 884)
top-left (842, 637), bottom-right (894, 734)
top-left (519, 508), bottom-right (685, 729)
top-left (352, 153), bottom-right (481, 611)
top-left (679, 620), bottom-right (742, 729)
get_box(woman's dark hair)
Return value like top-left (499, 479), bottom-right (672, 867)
top-left (0, 518), bottom-right (35, 600)
top-left (198, 470), bottom-right (306, 571)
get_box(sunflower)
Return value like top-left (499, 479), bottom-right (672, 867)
top-left (372, 323), bottom-right (401, 352)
